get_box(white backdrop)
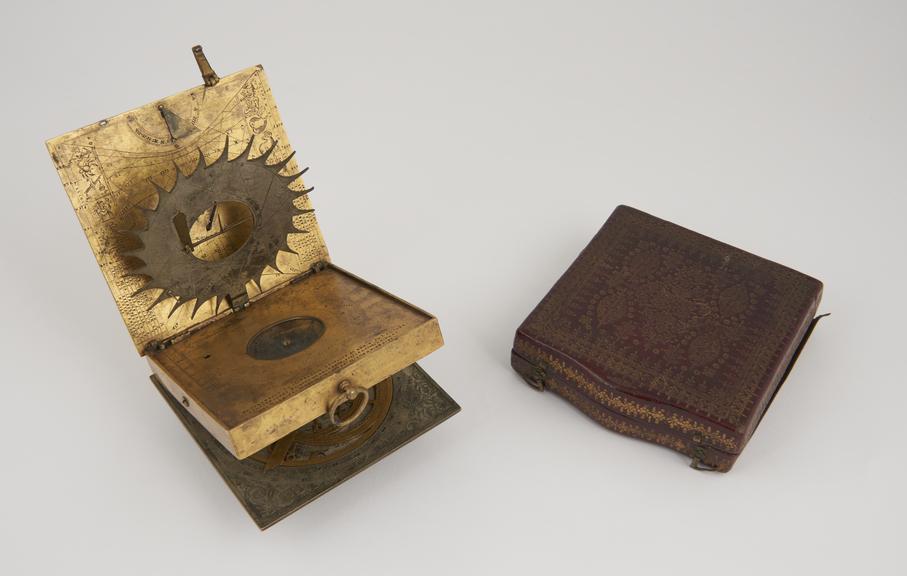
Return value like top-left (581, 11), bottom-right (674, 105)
top-left (2, 1), bottom-right (904, 574)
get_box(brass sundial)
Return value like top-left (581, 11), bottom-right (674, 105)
top-left (46, 46), bottom-right (459, 528)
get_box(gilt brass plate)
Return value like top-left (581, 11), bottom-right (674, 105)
top-left (46, 65), bottom-right (329, 353)
top-left (148, 265), bottom-right (444, 459)
top-left (153, 363), bottom-right (459, 530)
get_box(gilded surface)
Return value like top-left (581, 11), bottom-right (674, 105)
top-left (250, 377), bottom-right (394, 470)
top-left (46, 66), bottom-right (329, 353)
top-left (153, 267), bottom-right (436, 429)
top-left (153, 364), bottom-right (460, 530)
top-left (522, 205), bottom-right (821, 430)
top-left (148, 265), bottom-right (445, 459)
top-left (126, 136), bottom-right (311, 318)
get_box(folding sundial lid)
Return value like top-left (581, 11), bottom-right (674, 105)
top-left (46, 48), bottom-right (329, 354)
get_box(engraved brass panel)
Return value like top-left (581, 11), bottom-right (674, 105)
top-left (153, 364), bottom-right (460, 530)
top-left (46, 65), bottom-right (329, 353)
top-left (47, 51), bottom-right (456, 508)
top-left (148, 265), bottom-right (444, 459)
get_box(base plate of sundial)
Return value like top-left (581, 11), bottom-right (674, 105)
top-left (152, 363), bottom-right (459, 529)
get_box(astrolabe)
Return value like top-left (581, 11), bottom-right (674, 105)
top-left (124, 135), bottom-right (313, 318)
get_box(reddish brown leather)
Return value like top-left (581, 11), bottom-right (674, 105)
top-left (512, 205), bottom-right (823, 471)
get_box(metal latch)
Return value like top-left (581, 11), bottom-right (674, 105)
top-left (529, 362), bottom-right (547, 391)
top-left (689, 435), bottom-right (719, 471)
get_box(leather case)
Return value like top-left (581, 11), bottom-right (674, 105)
top-left (511, 205), bottom-right (825, 471)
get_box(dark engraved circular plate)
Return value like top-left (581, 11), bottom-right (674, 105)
top-left (246, 316), bottom-right (326, 361)
top-left (249, 377), bottom-right (394, 469)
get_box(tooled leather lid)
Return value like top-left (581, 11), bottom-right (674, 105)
top-left (518, 204), bottom-right (822, 432)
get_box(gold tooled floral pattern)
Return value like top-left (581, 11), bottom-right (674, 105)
top-left (522, 205), bottom-right (821, 429)
top-left (514, 338), bottom-right (739, 452)
top-left (551, 380), bottom-right (688, 454)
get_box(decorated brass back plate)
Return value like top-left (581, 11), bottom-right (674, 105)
top-left (46, 63), bottom-right (329, 353)
top-left (152, 364), bottom-right (460, 529)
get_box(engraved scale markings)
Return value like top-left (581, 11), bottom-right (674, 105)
top-left (46, 67), bottom-right (330, 353)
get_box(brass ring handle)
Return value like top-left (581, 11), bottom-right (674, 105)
top-left (328, 380), bottom-right (369, 428)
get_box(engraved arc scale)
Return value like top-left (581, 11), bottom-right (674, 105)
top-left (47, 47), bottom-right (459, 528)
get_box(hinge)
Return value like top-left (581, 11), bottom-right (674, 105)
top-left (288, 260), bottom-right (329, 286)
top-left (148, 262), bottom-right (329, 355)
top-left (529, 362), bottom-right (547, 391)
top-left (144, 340), bottom-right (166, 354)
top-left (689, 435), bottom-right (719, 471)
top-left (226, 291), bottom-right (249, 313)
top-left (147, 290), bottom-right (248, 354)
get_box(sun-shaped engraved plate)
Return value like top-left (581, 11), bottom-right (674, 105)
top-left (125, 135), bottom-right (312, 319)
top-left (47, 66), bottom-right (330, 353)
